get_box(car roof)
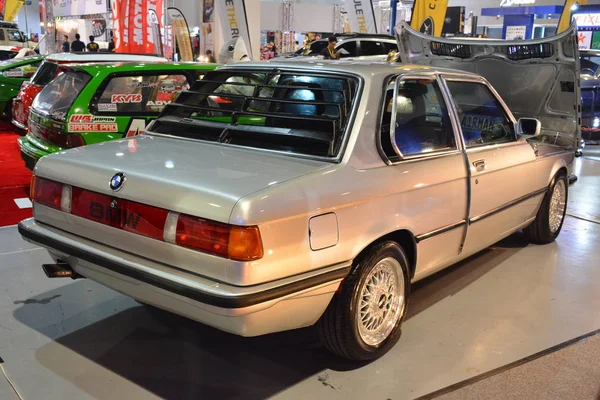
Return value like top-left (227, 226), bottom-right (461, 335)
top-left (236, 60), bottom-right (480, 79)
top-left (67, 61), bottom-right (218, 74)
top-left (45, 53), bottom-right (169, 63)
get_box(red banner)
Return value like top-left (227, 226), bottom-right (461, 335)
top-left (112, 0), bottom-right (164, 54)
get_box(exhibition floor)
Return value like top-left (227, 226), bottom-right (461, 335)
top-left (0, 148), bottom-right (599, 399)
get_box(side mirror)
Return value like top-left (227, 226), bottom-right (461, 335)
top-left (517, 118), bottom-right (541, 137)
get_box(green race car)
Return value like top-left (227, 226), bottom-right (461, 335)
top-left (0, 55), bottom-right (44, 120)
top-left (18, 62), bottom-right (217, 170)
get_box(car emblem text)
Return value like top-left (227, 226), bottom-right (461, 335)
top-left (110, 173), bottom-right (126, 191)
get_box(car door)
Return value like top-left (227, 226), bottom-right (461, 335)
top-left (379, 74), bottom-right (468, 277)
top-left (442, 75), bottom-right (541, 256)
top-left (396, 21), bottom-right (580, 152)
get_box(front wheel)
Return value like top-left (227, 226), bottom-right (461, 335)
top-left (524, 173), bottom-right (568, 244)
top-left (318, 241), bottom-right (410, 361)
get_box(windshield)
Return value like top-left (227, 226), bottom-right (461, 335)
top-left (33, 71), bottom-right (91, 118)
top-left (580, 53), bottom-right (600, 76)
top-left (150, 70), bottom-right (359, 158)
top-left (8, 29), bottom-right (24, 42)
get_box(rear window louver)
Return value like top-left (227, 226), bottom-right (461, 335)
top-left (430, 42), bottom-right (472, 59)
top-left (506, 43), bottom-right (554, 61)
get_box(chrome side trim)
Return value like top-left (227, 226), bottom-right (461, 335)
top-left (415, 220), bottom-right (467, 243)
top-left (469, 188), bottom-right (547, 224)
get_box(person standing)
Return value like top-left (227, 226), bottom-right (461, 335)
top-left (320, 36), bottom-right (340, 60)
top-left (71, 33), bottom-right (86, 52)
top-left (206, 50), bottom-right (216, 63)
top-left (61, 35), bottom-right (70, 52)
top-left (87, 35), bottom-right (99, 52)
top-left (108, 35), bottom-right (115, 52)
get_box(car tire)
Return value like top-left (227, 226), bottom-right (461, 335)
top-left (575, 150), bottom-right (583, 157)
top-left (318, 241), bottom-right (410, 361)
top-left (524, 173), bottom-right (568, 244)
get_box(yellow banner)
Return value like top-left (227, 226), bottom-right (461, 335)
top-left (558, 0), bottom-right (588, 33)
top-left (410, 0), bottom-right (449, 37)
top-left (4, 0), bottom-right (24, 22)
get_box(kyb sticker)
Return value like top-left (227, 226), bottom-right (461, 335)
top-left (98, 103), bottom-right (118, 112)
top-left (68, 114), bottom-right (118, 132)
top-left (111, 94), bottom-right (142, 103)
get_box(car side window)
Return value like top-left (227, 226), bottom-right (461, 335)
top-left (380, 78), bottom-right (457, 159)
top-left (445, 81), bottom-right (516, 147)
top-left (96, 74), bottom-right (190, 114)
top-left (337, 40), bottom-right (357, 58)
top-left (360, 41), bottom-right (386, 56)
top-left (0, 30), bottom-right (5, 41)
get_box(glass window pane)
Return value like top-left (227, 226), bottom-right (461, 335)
top-left (393, 79), bottom-right (456, 156)
top-left (445, 81), bottom-right (516, 147)
top-left (97, 74), bottom-right (190, 114)
top-left (360, 41), bottom-right (386, 56)
top-left (337, 40), bottom-right (357, 58)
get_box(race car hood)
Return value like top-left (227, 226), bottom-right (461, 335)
top-left (34, 135), bottom-right (331, 224)
top-left (395, 22), bottom-right (581, 149)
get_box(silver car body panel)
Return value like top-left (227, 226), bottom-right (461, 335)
top-left (21, 61), bottom-right (575, 336)
top-left (395, 21), bottom-right (581, 150)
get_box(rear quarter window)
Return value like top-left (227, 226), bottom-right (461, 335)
top-left (95, 74), bottom-right (190, 114)
top-left (30, 62), bottom-right (59, 86)
top-left (32, 71), bottom-right (91, 118)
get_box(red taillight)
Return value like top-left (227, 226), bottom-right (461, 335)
top-left (175, 215), bottom-right (263, 261)
top-left (31, 176), bottom-right (63, 210)
top-left (30, 178), bottom-right (263, 261)
top-left (33, 124), bottom-right (85, 149)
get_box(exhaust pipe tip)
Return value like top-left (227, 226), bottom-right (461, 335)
top-left (42, 262), bottom-right (84, 280)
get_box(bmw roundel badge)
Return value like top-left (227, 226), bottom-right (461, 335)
top-left (109, 172), bottom-right (126, 191)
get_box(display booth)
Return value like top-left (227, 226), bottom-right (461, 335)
top-left (481, 5), bottom-right (563, 40)
top-left (572, 5), bottom-right (600, 50)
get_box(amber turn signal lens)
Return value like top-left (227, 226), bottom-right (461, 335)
top-left (228, 226), bottom-right (263, 261)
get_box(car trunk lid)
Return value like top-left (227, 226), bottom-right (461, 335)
top-left (35, 134), bottom-right (331, 225)
top-left (395, 22), bottom-right (581, 149)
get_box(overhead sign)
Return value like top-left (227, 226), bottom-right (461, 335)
top-left (4, 0), bottom-right (24, 21)
top-left (499, 0), bottom-right (535, 6)
top-left (410, 0), bottom-right (449, 37)
top-left (344, 0), bottom-right (378, 34)
top-left (216, 0), bottom-right (252, 59)
top-left (573, 12), bottom-right (600, 27)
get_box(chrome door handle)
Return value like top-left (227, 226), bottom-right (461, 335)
top-left (472, 159), bottom-right (486, 172)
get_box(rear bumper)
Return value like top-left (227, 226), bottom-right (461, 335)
top-left (11, 117), bottom-right (27, 132)
top-left (17, 136), bottom-right (52, 170)
top-left (18, 218), bottom-right (348, 336)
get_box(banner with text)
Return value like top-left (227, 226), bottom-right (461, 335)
top-left (216, 0), bottom-right (252, 59)
top-left (410, 0), bottom-right (449, 37)
top-left (558, 0), bottom-right (588, 33)
top-left (167, 7), bottom-right (194, 61)
top-left (4, 0), bottom-right (24, 22)
top-left (112, 0), bottom-right (163, 54)
top-left (344, 0), bottom-right (377, 34)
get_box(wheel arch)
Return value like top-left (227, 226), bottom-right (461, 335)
top-left (547, 158), bottom-right (569, 187)
top-left (354, 229), bottom-right (417, 279)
